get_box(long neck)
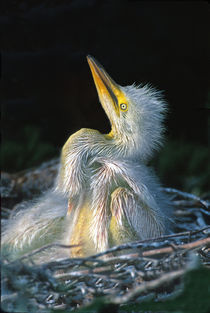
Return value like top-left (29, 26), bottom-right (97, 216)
top-left (103, 128), bottom-right (138, 161)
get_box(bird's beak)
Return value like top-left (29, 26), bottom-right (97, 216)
top-left (87, 55), bottom-right (126, 118)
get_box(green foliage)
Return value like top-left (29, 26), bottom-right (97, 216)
top-left (1, 125), bottom-right (58, 172)
top-left (152, 141), bottom-right (210, 195)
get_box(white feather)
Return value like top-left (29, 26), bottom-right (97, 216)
top-left (2, 82), bottom-right (172, 262)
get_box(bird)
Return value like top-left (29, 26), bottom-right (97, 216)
top-left (2, 56), bottom-right (171, 262)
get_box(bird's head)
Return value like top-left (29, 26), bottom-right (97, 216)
top-left (87, 56), bottom-right (167, 162)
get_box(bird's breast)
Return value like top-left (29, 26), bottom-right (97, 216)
top-left (68, 158), bottom-right (138, 257)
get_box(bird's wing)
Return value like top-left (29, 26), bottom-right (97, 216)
top-left (56, 128), bottom-right (100, 197)
top-left (89, 158), bottom-right (165, 251)
top-left (110, 186), bottom-right (165, 243)
top-left (1, 189), bottom-right (68, 261)
top-left (109, 187), bottom-right (139, 245)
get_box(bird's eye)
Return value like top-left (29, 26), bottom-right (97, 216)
top-left (120, 103), bottom-right (127, 111)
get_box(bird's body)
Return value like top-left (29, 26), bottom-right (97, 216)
top-left (2, 56), bottom-right (172, 262)
top-left (58, 127), bottom-right (170, 257)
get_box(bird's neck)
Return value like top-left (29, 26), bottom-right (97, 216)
top-left (103, 128), bottom-right (138, 161)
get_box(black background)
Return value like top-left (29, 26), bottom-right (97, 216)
top-left (1, 1), bottom-right (210, 177)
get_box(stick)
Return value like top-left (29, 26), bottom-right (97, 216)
top-left (112, 268), bottom-right (185, 304)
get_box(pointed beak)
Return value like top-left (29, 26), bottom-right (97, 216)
top-left (87, 55), bottom-right (122, 117)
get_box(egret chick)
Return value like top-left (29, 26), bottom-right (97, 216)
top-left (2, 56), bottom-right (171, 261)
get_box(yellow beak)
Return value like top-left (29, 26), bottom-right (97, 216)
top-left (87, 55), bottom-right (126, 117)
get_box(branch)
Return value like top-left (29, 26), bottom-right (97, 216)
top-left (112, 268), bottom-right (185, 304)
top-left (142, 237), bottom-right (210, 257)
top-left (163, 187), bottom-right (210, 209)
top-left (84, 226), bottom-right (210, 260)
top-left (9, 226), bottom-right (210, 264)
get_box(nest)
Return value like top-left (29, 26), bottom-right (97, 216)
top-left (1, 188), bottom-right (210, 313)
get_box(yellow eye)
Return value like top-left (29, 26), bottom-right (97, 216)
top-left (120, 103), bottom-right (127, 111)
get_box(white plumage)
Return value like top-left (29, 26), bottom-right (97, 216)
top-left (2, 56), bottom-right (172, 262)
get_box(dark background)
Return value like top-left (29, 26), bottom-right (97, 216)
top-left (1, 0), bottom-right (210, 194)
